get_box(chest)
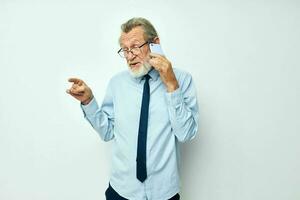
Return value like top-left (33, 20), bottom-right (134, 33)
top-left (113, 79), bottom-right (170, 128)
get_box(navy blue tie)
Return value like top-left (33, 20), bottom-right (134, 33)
top-left (136, 74), bottom-right (150, 182)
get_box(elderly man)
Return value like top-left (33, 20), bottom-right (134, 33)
top-left (67, 17), bottom-right (199, 200)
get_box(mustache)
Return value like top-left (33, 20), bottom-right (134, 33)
top-left (128, 56), bottom-right (150, 65)
top-left (128, 61), bottom-right (140, 65)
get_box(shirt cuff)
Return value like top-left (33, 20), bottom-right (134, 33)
top-left (165, 87), bottom-right (183, 108)
top-left (80, 97), bottom-right (99, 117)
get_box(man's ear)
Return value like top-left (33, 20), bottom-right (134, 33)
top-left (153, 37), bottom-right (160, 44)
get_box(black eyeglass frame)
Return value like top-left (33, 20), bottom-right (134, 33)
top-left (117, 41), bottom-right (150, 58)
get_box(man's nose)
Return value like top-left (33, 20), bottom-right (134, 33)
top-left (126, 51), bottom-right (136, 61)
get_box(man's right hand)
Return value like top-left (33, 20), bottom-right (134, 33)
top-left (66, 78), bottom-right (93, 105)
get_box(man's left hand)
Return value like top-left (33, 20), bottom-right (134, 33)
top-left (148, 53), bottom-right (179, 92)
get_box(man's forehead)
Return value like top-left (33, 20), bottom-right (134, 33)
top-left (120, 27), bottom-right (145, 46)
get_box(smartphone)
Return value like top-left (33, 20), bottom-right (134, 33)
top-left (149, 43), bottom-right (164, 56)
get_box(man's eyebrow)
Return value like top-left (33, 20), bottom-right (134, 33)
top-left (121, 40), bottom-right (142, 49)
top-left (131, 39), bottom-right (141, 44)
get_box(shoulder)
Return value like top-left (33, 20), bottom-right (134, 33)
top-left (172, 67), bottom-right (196, 94)
top-left (111, 70), bottom-right (129, 80)
top-left (108, 70), bottom-right (131, 86)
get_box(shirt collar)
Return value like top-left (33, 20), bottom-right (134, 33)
top-left (132, 67), bottom-right (160, 83)
top-left (148, 67), bottom-right (160, 82)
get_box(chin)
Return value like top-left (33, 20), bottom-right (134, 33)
top-left (128, 62), bottom-right (152, 78)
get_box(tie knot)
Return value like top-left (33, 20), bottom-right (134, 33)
top-left (144, 74), bottom-right (150, 82)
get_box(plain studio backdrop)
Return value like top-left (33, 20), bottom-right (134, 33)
top-left (0, 0), bottom-right (299, 199)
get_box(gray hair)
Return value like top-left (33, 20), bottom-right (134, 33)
top-left (119, 17), bottom-right (158, 44)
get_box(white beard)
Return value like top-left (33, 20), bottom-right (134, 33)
top-left (128, 62), bottom-right (152, 78)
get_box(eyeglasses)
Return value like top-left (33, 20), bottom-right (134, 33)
top-left (118, 41), bottom-right (149, 58)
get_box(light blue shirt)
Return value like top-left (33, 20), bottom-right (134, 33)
top-left (81, 68), bottom-right (199, 200)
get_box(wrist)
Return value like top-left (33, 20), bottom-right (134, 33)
top-left (81, 94), bottom-right (94, 105)
top-left (166, 82), bottom-right (179, 92)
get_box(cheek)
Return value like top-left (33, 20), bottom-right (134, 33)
top-left (136, 54), bottom-right (146, 62)
top-left (141, 48), bottom-right (150, 57)
top-left (141, 54), bottom-right (151, 63)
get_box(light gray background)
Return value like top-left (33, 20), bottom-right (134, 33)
top-left (0, 0), bottom-right (299, 199)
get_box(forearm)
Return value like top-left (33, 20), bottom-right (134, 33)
top-left (81, 97), bottom-right (115, 142)
top-left (166, 88), bottom-right (199, 142)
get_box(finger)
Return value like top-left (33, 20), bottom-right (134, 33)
top-left (149, 56), bottom-right (165, 66)
top-left (72, 84), bottom-right (86, 92)
top-left (149, 60), bottom-right (161, 71)
top-left (68, 91), bottom-right (84, 98)
top-left (74, 86), bottom-right (85, 93)
top-left (72, 84), bottom-right (78, 90)
top-left (149, 58), bottom-right (160, 67)
top-left (69, 89), bottom-right (85, 95)
top-left (150, 52), bottom-right (166, 59)
top-left (149, 52), bottom-right (161, 58)
top-left (68, 78), bottom-right (83, 85)
top-left (66, 89), bottom-right (82, 96)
